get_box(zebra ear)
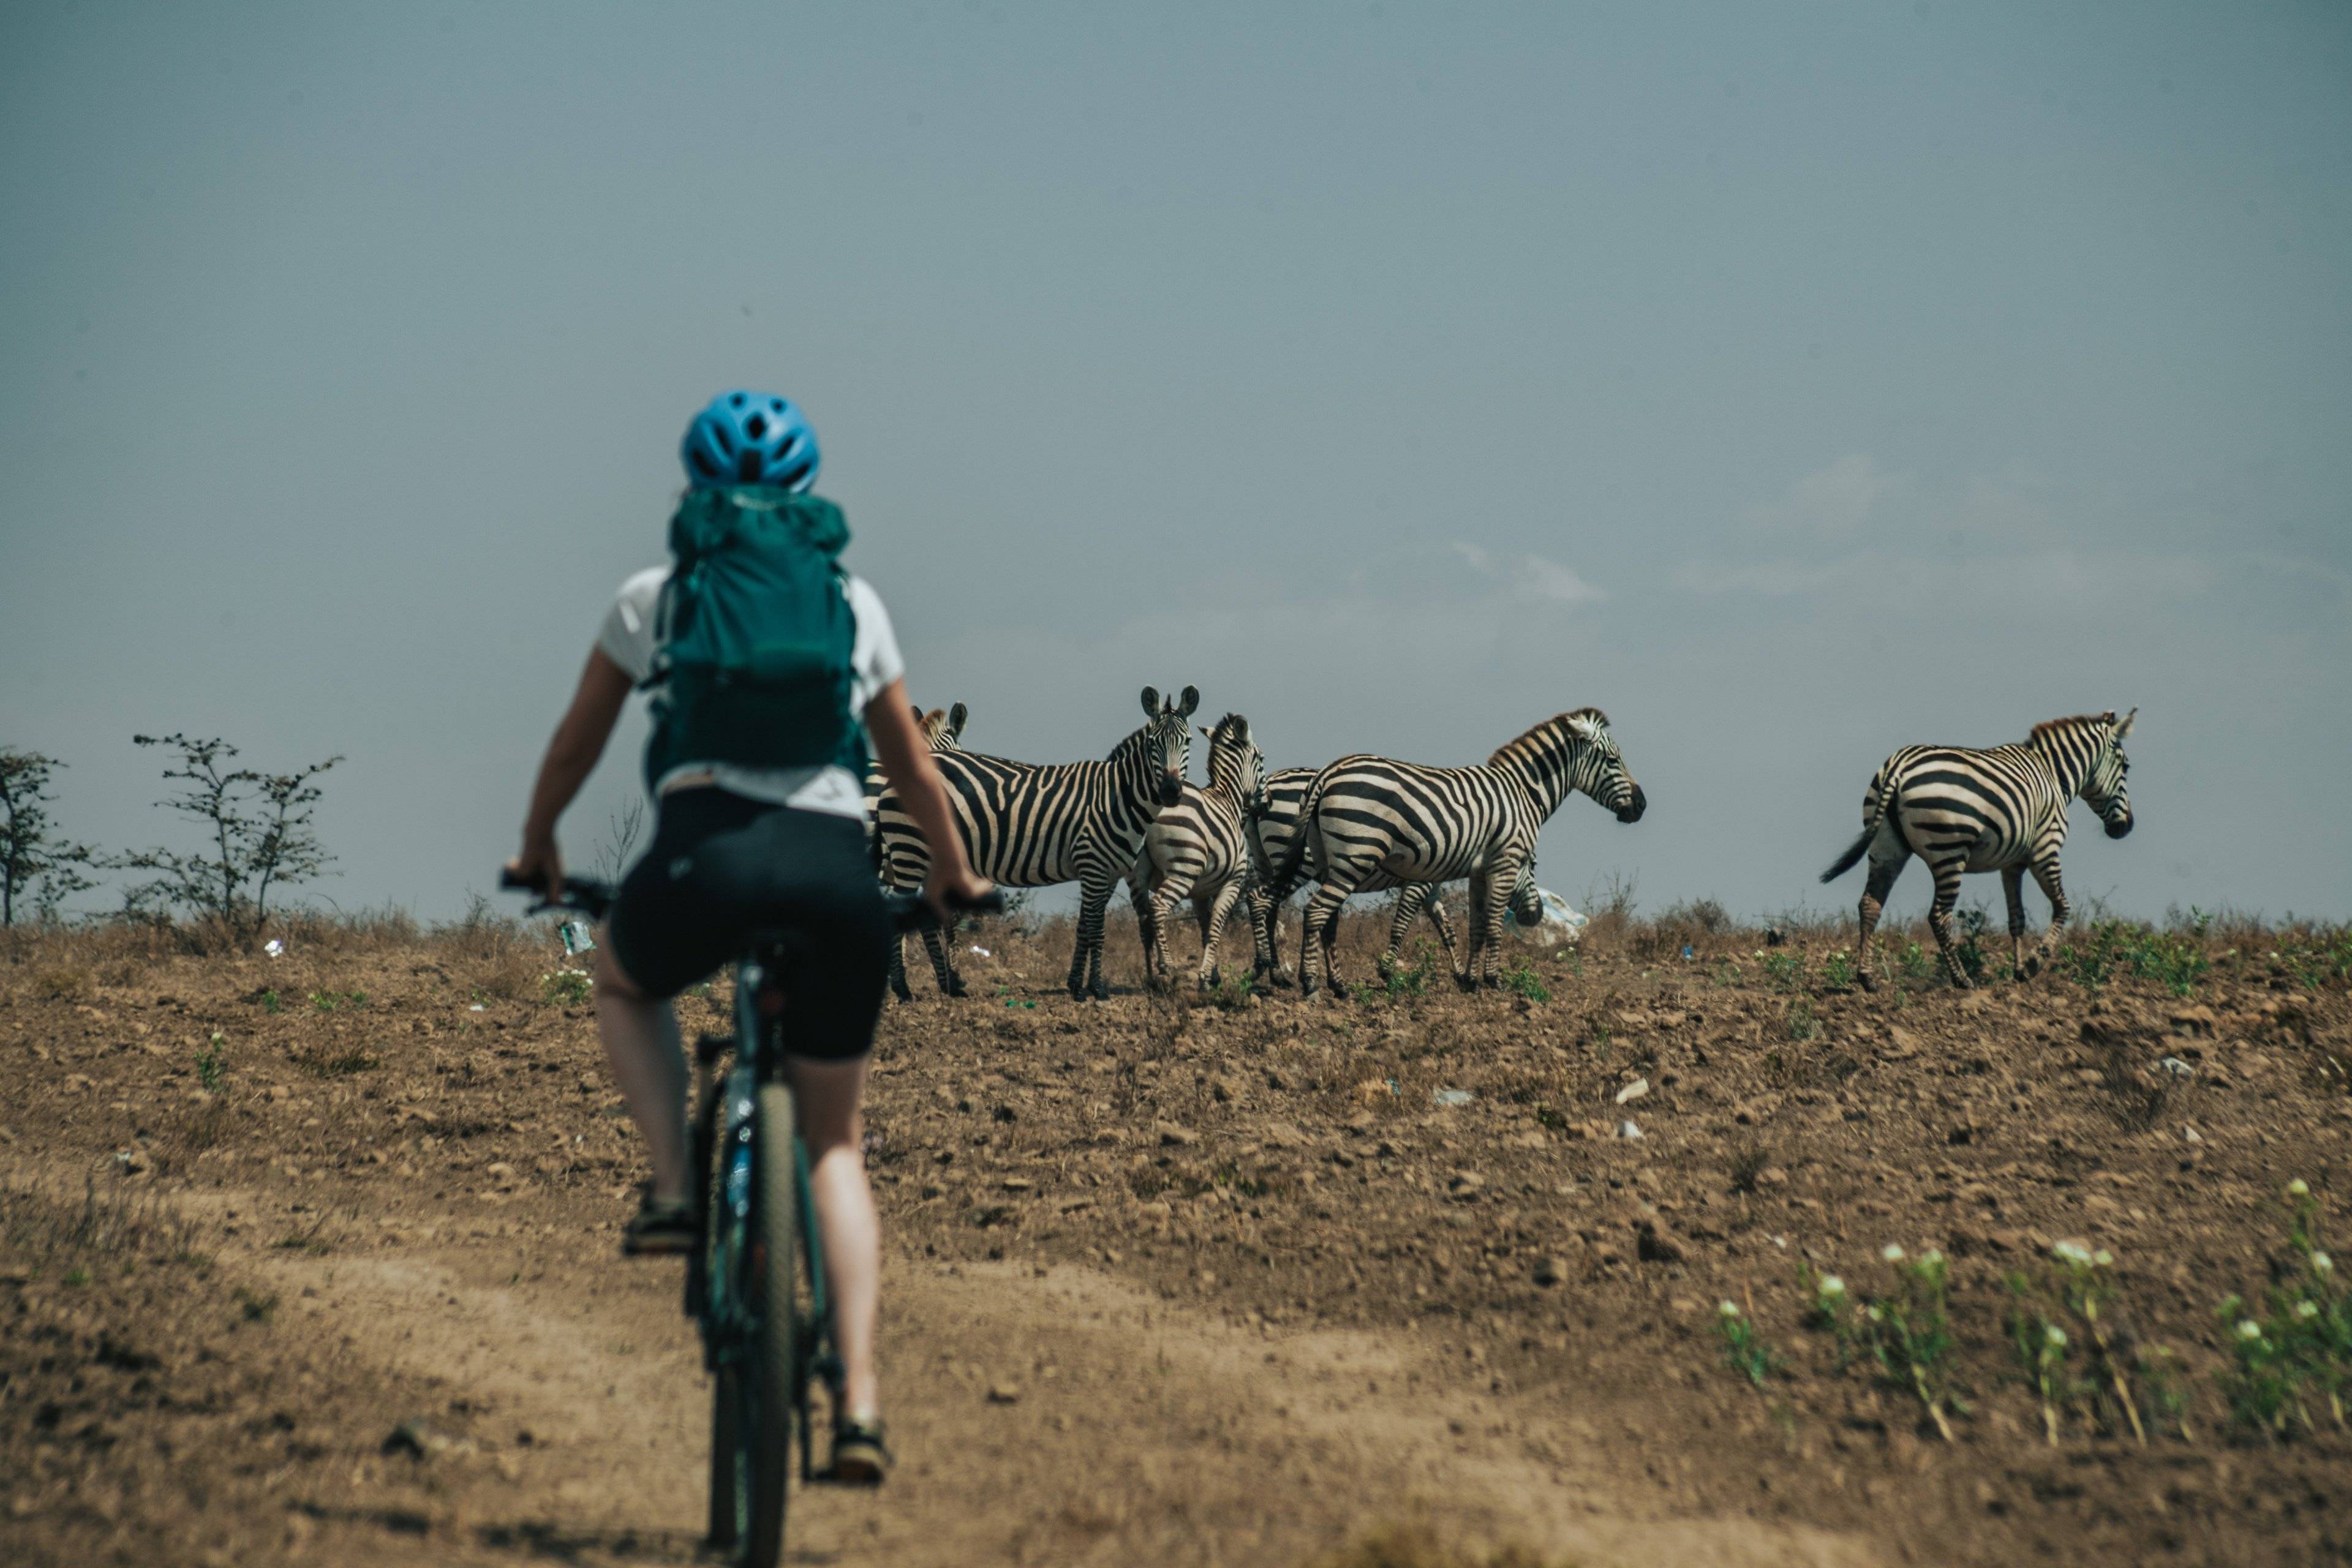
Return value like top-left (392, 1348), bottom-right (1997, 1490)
top-left (911, 703), bottom-right (927, 724)
top-left (2113, 707), bottom-right (2136, 739)
top-left (1140, 687), bottom-right (1161, 718)
top-left (1178, 685), bottom-right (1200, 717)
top-left (947, 701), bottom-right (968, 739)
top-left (1198, 726), bottom-right (1215, 742)
top-left (1565, 712), bottom-right (1600, 742)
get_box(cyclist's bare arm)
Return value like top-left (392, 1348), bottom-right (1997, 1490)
top-left (865, 679), bottom-right (992, 919)
top-left (509, 646), bottom-right (633, 894)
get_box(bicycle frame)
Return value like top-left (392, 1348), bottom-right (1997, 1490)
top-left (693, 944), bottom-right (837, 1484)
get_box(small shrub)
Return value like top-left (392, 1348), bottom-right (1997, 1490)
top-left (1821, 950), bottom-right (1856, 991)
top-left (195, 1031), bottom-right (226, 1091)
top-left (1382, 941), bottom-right (1434, 1000)
top-left (1760, 950), bottom-right (1806, 992)
top-left (1897, 940), bottom-right (1933, 981)
top-left (1863, 1245), bottom-right (1962, 1441)
top-left (1499, 959), bottom-right (1550, 1003)
top-left (1785, 1001), bottom-right (1817, 1042)
top-left (1954, 909), bottom-right (1990, 984)
top-left (543, 967), bottom-right (592, 1006)
top-left (258, 987), bottom-right (281, 1014)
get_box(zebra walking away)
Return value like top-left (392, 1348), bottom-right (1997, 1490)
top-left (876, 685), bottom-right (1198, 1000)
top-left (1243, 768), bottom-right (1541, 986)
top-left (1126, 714), bottom-right (1268, 991)
top-left (1276, 709), bottom-right (1645, 998)
top-left (867, 703), bottom-right (970, 999)
top-left (1822, 709), bottom-right (2136, 991)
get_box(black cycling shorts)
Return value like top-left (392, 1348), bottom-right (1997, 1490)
top-left (606, 788), bottom-right (892, 1061)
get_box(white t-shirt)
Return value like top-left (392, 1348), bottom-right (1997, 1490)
top-left (598, 565), bottom-right (905, 821)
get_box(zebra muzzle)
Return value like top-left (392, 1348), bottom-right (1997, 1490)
top-left (2106, 815), bottom-right (2133, 839)
top-left (1615, 786), bottom-right (1648, 824)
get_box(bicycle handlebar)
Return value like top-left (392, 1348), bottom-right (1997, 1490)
top-left (498, 867), bottom-right (1002, 933)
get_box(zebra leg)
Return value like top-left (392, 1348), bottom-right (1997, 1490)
top-left (1423, 889), bottom-right (1460, 968)
top-left (1470, 869), bottom-right (1515, 989)
top-left (1852, 854), bottom-right (1906, 992)
top-left (2001, 865), bottom-right (2030, 981)
top-left (1300, 886), bottom-right (1349, 999)
top-left (1071, 879), bottom-right (1115, 1001)
top-left (923, 925), bottom-right (966, 998)
top-left (1128, 873), bottom-right (1166, 991)
top-left (1924, 862), bottom-right (1971, 990)
top-left (2028, 856), bottom-right (2071, 978)
top-left (1247, 884), bottom-right (1292, 987)
top-left (1379, 886), bottom-right (1424, 979)
top-left (1203, 879), bottom-right (1248, 990)
top-left (888, 931), bottom-right (914, 1003)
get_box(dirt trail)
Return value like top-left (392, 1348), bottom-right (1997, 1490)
top-left (73, 1163), bottom-right (1866, 1567)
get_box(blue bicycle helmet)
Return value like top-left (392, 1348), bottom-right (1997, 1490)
top-left (680, 390), bottom-right (820, 490)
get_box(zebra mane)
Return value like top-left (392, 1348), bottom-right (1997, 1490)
top-left (2027, 714), bottom-right (2111, 745)
top-left (1487, 707), bottom-right (1609, 767)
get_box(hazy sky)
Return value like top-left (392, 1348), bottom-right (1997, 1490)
top-left (5, 2), bottom-right (2348, 926)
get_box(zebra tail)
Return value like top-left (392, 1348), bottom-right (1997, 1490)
top-left (1820, 827), bottom-right (1873, 884)
top-left (1820, 779), bottom-right (1891, 884)
top-left (1267, 771), bottom-right (1329, 902)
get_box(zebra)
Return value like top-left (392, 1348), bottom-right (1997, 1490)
top-left (1274, 709), bottom-right (1646, 998)
top-left (875, 685), bottom-right (1198, 1000)
top-left (867, 703), bottom-right (970, 1000)
top-left (1821, 709), bottom-right (2136, 991)
top-left (1242, 767), bottom-right (1540, 987)
top-left (1125, 713), bottom-right (1268, 992)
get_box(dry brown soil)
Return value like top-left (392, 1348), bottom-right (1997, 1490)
top-left (4, 910), bottom-right (2348, 1567)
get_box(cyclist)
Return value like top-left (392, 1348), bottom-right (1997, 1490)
top-left (507, 390), bottom-right (989, 1484)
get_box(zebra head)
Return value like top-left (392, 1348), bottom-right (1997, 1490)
top-left (1508, 859), bottom-right (1545, 926)
top-left (2086, 707), bottom-right (2136, 840)
top-left (1137, 685), bottom-right (1200, 807)
top-left (914, 701), bottom-right (968, 752)
top-left (1562, 709), bottom-right (1647, 823)
top-left (1201, 714), bottom-right (1268, 816)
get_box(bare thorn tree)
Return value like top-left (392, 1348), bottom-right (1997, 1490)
top-left (0, 748), bottom-right (99, 925)
top-left (594, 795), bottom-right (647, 886)
top-left (117, 734), bottom-right (343, 934)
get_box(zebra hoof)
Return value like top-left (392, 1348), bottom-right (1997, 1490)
top-left (889, 985), bottom-right (913, 1004)
top-left (945, 976), bottom-right (970, 998)
top-left (1856, 973), bottom-right (1879, 994)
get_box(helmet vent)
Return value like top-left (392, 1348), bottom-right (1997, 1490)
top-left (744, 413), bottom-right (768, 440)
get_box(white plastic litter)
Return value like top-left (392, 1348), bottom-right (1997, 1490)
top-left (1616, 1119), bottom-right (1644, 1140)
top-left (1431, 1088), bottom-right (1475, 1107)
top-left (264, 939), bottom-right (284, 959)
top-left (1514, 888), bottom-right (1588, 948)
top-left (969, 946), bottom-right (992, 959)
top-left (469, 1005), bottom-right (485, 1012)
top-left (559, 920), bottom-right (595, 956)
top-left (1615, 1077), bottom-right (1650, 1106)
top-left (2159, 1056), bottom-right (2195, 1077)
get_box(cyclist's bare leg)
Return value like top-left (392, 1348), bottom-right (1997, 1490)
top-left (592, 935), bottom-right (691, 1206)
top-left (788, 1055), bottom-right (881, 1419)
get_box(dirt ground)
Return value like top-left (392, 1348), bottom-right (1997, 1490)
top-left (4, 903), bottom-right (2349, 1567)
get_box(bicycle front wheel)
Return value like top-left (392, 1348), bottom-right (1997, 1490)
top-left (740, 1080), bottom-right (802, 1568)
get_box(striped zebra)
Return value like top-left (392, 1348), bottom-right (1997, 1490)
top-left (1125, 713), bottom-right (1267, 991)
top-left (1822, 709), bottom-right (2136, 991)
top-left (876, 685), bottom-right (1198, 1000)
top-left (867, 703), bottom-right (971, 1000)
top-left (1243, 769), bottom-right (1540, 987)
top-left (1275, 709), bottom-right (1646, 998)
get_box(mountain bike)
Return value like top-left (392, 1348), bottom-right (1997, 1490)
top-left (502, 868), bottom-right (998, 1567)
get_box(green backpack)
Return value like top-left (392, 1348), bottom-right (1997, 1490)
top-left (641, 485), bottom-right (865, 790)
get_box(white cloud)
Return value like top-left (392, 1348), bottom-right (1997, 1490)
top-left (1518, 554), bottom-right (1607, 603)
top-left (1746, 453), bottom-right (1901, 537)
top-left (1452, 538), bottom-right (1606, 605)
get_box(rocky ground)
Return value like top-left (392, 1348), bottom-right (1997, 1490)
top-left (3, 905), bottom-right (2348, 1566)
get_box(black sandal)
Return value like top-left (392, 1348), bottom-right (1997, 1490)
top-left (620, 1190), bottom-right (695, 1257)
top-left (825, 1415), bottom-right (892, 1485)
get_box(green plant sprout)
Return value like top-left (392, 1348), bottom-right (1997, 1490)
top-left (1716, 1299), bottom-right (1784, 1388)
top-left (195, 1031), bottom-right (226, 1091)
top-left (1863, 1245), bottom-right (1961, 1442)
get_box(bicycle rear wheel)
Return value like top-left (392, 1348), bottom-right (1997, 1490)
top-left (741, 1079), bottom-right (802, 1567)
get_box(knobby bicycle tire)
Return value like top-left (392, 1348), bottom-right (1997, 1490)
top-left (741, 1079), bottom-right (802, 1568)
top-left (703, 1089), bottom-right (741, 1552)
